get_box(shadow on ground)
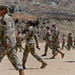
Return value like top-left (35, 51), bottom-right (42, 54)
top-left (65, 61), bottom-right (75, 63)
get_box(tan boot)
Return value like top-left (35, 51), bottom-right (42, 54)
top-left (61, 53), bottom-right (65, 58)
top-left (57, 50), bottom-right (65, 58)
top-left (40, 61), bottom-right (47, 69)
top-left (50, 53), bottom-right (57, 59)
top-left (19, 70), bottom-right (25, 75)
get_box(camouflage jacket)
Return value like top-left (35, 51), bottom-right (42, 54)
top-left (0, 14), bottom-right (17, 48)
top-left (24, 27), bottom-right (38, 47)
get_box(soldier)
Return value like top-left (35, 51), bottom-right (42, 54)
top-left (50, 24), bottom-right (64, 59)
top-left (62, 34), bottom-right (66, 50)
top-left (42, 26), bottom-right (52, 56)
top-left (66, 33), bottom-right (73, 50)
top-left (22, 24), bottom-right (47, 69)
top-left (16, 28), bottom-right (25, 52)
top-left (0, 5), bottom-right (25, 75)
top-left (73, 37), bottom-right (75, 48)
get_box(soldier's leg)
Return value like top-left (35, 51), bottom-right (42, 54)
top-left (62, 43), bottom-right (64, 50)
top-left (30, 48), bottom-right (47, 69)
top-left (50, 42), bottom-right (59, 59)
top-left (0, 46), bottom-right (10, 62)
top-left (67, 43), bottom-right (70, 50)
top-left (56, 48), bottom-right (64, 58)
top-left (73, 43), bottom-right (75, 48)
top-left (50, 49), bottom-right (57, 59)
top-left (0, 51), bottom-right (5, 62)
top-left (22, 45), bottom-right (29, 69)
top-left (15, 45), bottom-right (18, 52)
top-left (19, 44), bottom-right (25, 52)
top-left (42, 43), bottom-right (48, 56)
top-left (20, 44), bottom-right (25, 51)
top-left (19, 46), bottom-right (22, 52)
top-left (7, 49), bottom-right (25, 75)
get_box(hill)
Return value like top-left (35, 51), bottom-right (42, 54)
top-left (1, 0), bottom-right (75, 41)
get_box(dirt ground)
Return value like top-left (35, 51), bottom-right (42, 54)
top-left (0, 42), bottom-right (75, 75)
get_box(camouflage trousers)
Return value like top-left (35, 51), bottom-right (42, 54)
top-left (16, 44), bottom-right (25, 52)
top-left (66, 42), bottom-right (72, 50)
top-left (0, 45), bottom-right (23, 70)
top-left (51, 40), bottom-right (60, 54)
top-left (62, 42), bottom-right (65, 49)
top-left (22, 43), bottom-right (43, 63)
top-left (44, 42), bottom-right (52, 54)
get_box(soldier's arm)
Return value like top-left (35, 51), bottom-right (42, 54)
top-left (3, 16), bottom-right (13, 48)
top-left (21, 32), bottom-right (29, 41)
top-left (34, 34), bottom-right (38, 46)
top-left (34, 34), bottom-right (40, 50)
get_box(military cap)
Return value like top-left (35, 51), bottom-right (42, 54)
top-left (0, 5), bottom-right (8, 10)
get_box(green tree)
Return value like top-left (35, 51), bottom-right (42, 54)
top-left (15, 18), bottom-right (19, 24)
top-left (36, 18), bottom-right (40, 26)
top-left (9, 5), bottom-right (15, 13)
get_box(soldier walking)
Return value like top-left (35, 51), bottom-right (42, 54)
top-left (16, 28), bottom-right (25, 52)
top-left (73, 37), bottom-right (75, 48)
top-left (66, 33), bottom-right (73, 50)
top-left (50, 24), bottom-right (64, 59)
top-left (22, 23), bottom-right (47, 69)
top-left (42, 26), bottom-right (52, 56)
top-left (62, 34), bottom-right (66, 50)
top-left (0, 5), bottom-right (25, 75)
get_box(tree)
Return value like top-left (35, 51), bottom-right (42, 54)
top-left (9, 5), bottom-right (15, 13)
top-left (35, 18), bottom-right (40, 26)
top-left (15, 18), bottom-right (19, 24)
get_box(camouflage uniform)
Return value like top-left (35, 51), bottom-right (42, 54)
top-left (22, 26), bottom-right (47, 69)
top-left (16, 33), bottom-right (24, 52)
top-left (66, 33), bottom-right (72, 50)
top-left (50, 26), bottom-right (64, 59)
top-left (62, 35), bottom-right (66, 50)
top-left (73, 37), bottom-right (75, 48)
top-left (0, 14), bottom-right (23, 70)
top-left (42, 29), bottom-right (52, 56)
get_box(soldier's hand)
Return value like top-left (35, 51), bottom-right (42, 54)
top-left (36, 46), bottom-right (40, 50)
top-left (4, 41), bottom-right (10, 48)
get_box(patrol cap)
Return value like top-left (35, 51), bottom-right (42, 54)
top-left (0, 5), bottom-right (8, 10)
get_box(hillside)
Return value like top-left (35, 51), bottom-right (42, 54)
top-left (1, 0), bottom-right (75, 41)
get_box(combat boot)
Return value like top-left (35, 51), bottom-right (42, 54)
top-left (50, 55), bottom-right (55, 59)
top-left (57, 50), bottom-right (65, 58)
top-left (22, 63), bottom-right (26, 69)
top-left (40, 61), bottom-right (47, 69)
top-left (19, 70), bottom-right (25, 75)
top-left (50, 53), bottom-right (57, 59)
top-left (61, 53), bottom-right (65, 58)
top-left (42, 54), bottom-right (47, 56)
